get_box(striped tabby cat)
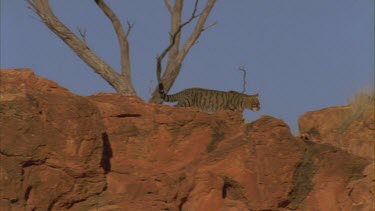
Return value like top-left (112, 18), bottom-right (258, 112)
top-left (158, 84), bottom-right (260, 113)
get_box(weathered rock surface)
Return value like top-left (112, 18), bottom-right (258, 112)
top-left (0, 69), bottom-right (373, 211)
top-left (0, 69), bottom-right (106, 210)
top-left (299, 106), bottom-right (374, 160)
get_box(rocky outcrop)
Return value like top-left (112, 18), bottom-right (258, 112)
top-left (0, 69), bottom-right (373, 210)
top-left (0, 69), bottom-right (106, 210)
top-left (299, 106), bottom-right (374, 160)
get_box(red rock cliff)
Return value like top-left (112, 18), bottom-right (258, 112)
top-left (299, 106), bottom-right (374, 160)
top-left (0, 69), bottom-right (373, 211)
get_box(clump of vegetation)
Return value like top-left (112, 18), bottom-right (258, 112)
top-left (340, 87), bottom-right (374, 132)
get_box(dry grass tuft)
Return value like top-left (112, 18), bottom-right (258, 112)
top-left (340, 87), bottom-right (374, 132)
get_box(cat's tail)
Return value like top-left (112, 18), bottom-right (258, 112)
top-left (158, 83), bottom-right (177, 102)
top-left (158, 83), bottom-right (167, 100)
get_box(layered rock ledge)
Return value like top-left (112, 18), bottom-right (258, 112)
top-left (0, 69), bottom-right (373, 211)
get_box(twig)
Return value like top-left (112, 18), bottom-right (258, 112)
top-left (202, 21), bottom-right (218, 32)
top-left (26, 1), bottom-right (43, 22)
top-left (126, 20), bottom-right (135, 37)
top-left (77, 27), bottom-right (87, 44)
top-left (238, 65), bottom-right (247, 93)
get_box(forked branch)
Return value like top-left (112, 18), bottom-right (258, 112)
top-left (151, 0), bottom-right (217, 102)
top-left (95, 0), bottom-right (132, 79)
top-left (126, 20), bottom-right (135, 38)
top-left (164, 0), bottom-right (173, 14)
top-left (77, 27), bottom-right (87, 43)
top-left (156, 0), bottom-right (201, 84)
top-left (177, 0), bottom-right (216, 63)
top-left (26, 0), bottom-right (136, 95)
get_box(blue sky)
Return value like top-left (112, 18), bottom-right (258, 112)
top-left (1, 0), bottom-right (374, 134)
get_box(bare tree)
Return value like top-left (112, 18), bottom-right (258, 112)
top-left (26, 0), bottom-right (217, 99)
top-left (27, 0), bottom-right (136, 95)
top-left (150, 0), bottom-right (217, 103)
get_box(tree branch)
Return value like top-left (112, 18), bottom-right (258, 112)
top-left (238, 65), bottom-right (247, 94)
top-left (202, 21), bottom-right (218, 32)
top-left (77, 27), bottom-right (87, 44)
top-left (158, 0), bottom-right (200, 63)
top-left (164, 0), bottom-right (173, 14)
top-left (150, 0), bottom-right (217, 103)
top-left (156, 0), bottom-right (200, 85)
top-left (167, 0), bottom-right (183, 64)
top-left (95, 0), bottom-right (132, 80)
top-left (160, 0), bottom-right (216, 93)
top-left (125, 20), bottom-right (135, 38)
top-left (177, 0), bottom-right (216, 63)
top-left (27, 0), bottom-right (136, 95)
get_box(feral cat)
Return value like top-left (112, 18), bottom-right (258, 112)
top-left (158, 84), bottom-right (260, 113)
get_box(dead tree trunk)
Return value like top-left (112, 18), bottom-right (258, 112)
top-left (150, 0), bottom-right (217, 103)
top-left (27, 0), bottom-right (136, 95)
top-left (27, 0), bottom-right (217, 99)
